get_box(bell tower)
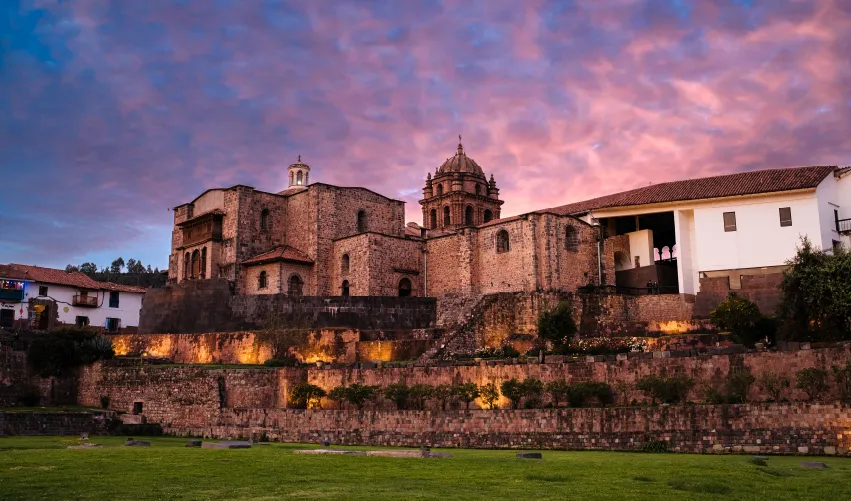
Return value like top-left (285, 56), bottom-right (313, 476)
top-left (288, 155), bottom-right (311, 187)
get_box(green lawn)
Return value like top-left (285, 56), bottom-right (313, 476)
top-left (0, 436), bottom-right (849, 500)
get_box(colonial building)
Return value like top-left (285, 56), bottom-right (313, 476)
top-left (167, 141), bottom-right (850, 300)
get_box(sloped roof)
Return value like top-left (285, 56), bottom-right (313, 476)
top-left (5, 264), bottom-right (147, 293)
top-left (543, 165), bottom-right (837, 216)
top-left (241, 246), bottom-right (314, 266)
top-left (99, 282), bottom-right (148, 293)
top-left (0, 264), bottom-right (29, 281)
top-left (176, 208), bottom-right (226, 226)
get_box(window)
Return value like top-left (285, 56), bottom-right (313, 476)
top-left (357, 210), bottom-right (367, 233)
top-left (723, 212), bottom-right (737, 232)
top-left (132, 402), bottom-right (143, 415)
top-left (296, 170), bottom-right (303, 185)
top-left (75, 316), bottom-right (90, 328)
top-left (834, 240), bottom-right (843, 253)
top-left (341, 254), bottom-right (350, 274)
top-left (200, 247), bottom-right (207, 279)
top-left (483, 209), bottom-right (493, 223)
top-left (191, 249), bottom-right (201, 278)
top-left (565, 226), bottom-right (579, 252)
top-left (260, 209), bottom-right (269, 230)
top-left (341, 280), bottom-right (350, 297)
top-left (290, 171), bottom-right (294, 185)
top-left (779, 207), bottom-right (792, 227)
top-left (836, 209), bottom-right (841, 232)
top-left (183, 252), bottom-right (190, 280)
top-left (398, 278), bottom-right (412, 297)
top-left (634, 256), bottom-right (641, 268)
top-left (109, 291), bottom-right (119, 308)
top-left (475, 184), bottom-right (481, 195)
top-left (437, 184), bottom-right (444, 196)
top-left (38, 286), bottom-right (48, 297)
top-left (465, 206), bottom-right (474, 226)
top-left (430, 209), bottom-right (437, 229)
top-left (258, 271), bottom-right (268, 289)
top-left (105, 317), bottom-right (121, 332)
top-left (443, 206), bottom-right (451, 226)
top-left (288, 275), bottom-right (304, 296)
top-left (496, 230), bottom-right (510, 253)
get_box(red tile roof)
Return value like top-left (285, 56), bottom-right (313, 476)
top-left (0, 264), bottom-right (29, 280)
top-left (542, 165), bottom-right (837, 216)
top-left (6, 264), bottom-right (147, 293)
top-left (241, 246), bottom-right (314, 266)
top-left (99, 282), bottom-right (148, 293)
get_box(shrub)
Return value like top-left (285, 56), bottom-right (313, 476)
top-left (408, 384), bottom-right (434, 410)
top-left (343, 384), bottom-right (380, 409)
top-left (383, 383), bottom-right (411, 410)
top-left (328, 386), bottom-right (348, 409)
top-left (588, 382), bottom-right (615, 407)
top-left (642, 440), bottom-right (669, 453)
top-left (563, 382), bottom-right (614, 408)
top-left (701, 382), bottom-right (725, 405)
top-left (537, 302), bottom-right (577, 349)
top-left (99, 395), bottom-right (111, 409)
top-left (565, 382), bottom-right (591, 408)
top-left (546, 381), bottom-right (569, 408)
top-left (725, 369), bottom-right (756, 404)
top-left (433, 384), bottom-right (453, 411)
top-left (758, 371), bottom-right (791, 402)
top-left (833, 363), bottom-right (851, 402)
top-left (289, 383), bottom-right (326, 409)
top-left (473, 346), bottom-right (520, 359)
top-left (263, 353), bottom-right (299, 367)
top-left (710, 294), bottom-right (764, 346)
top-left (636, 374), bottom-right (694, 405)
top-left (453, 383), bottom-right (480, 410)
top-left (521, 377), bottom-right (544, 409)
top-left (26, 327), bottom-right (113, 377)
top-left (479, 382), bottom-right (500, 409)
top-left (501, 378), bottom-right (524, 409)
top-left (796, 368), bottom-right (830, 401)
top-left (561, 336), bottom-right (645, 356)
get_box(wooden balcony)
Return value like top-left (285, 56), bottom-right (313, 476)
top-left (837, 218), bottom-right (851, 234)
top-left (181, 218), bottom-right (223, 247)
top-left (73, 294), bottom-right (99, 307)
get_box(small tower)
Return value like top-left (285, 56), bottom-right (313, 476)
top-left (288, 155), bottom-right (311, 187)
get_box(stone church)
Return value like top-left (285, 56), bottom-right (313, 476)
top-left (168, 138), bottom-right (603, 298)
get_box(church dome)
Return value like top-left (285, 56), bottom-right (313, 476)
top-left (437, 138), bottom-right (485, 178)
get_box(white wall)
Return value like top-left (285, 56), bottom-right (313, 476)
top-left (193, 189), bottom-right (225, 215)
top-left (674, 209), bottom-right (697, 295)
top-left (22, 282), bottom-right (144, 329)
top-left (627, 230), bottom-right (654, 269)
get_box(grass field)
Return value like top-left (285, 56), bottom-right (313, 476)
top-left (1, 436), bottom-right (849, 500)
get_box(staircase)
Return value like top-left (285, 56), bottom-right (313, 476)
top-left (417, 293), bottom-right (494, 362)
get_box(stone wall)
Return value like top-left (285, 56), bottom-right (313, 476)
top-left (139, 279), bottom-right (437, 333)
top-left (0, 411), bottom-right (112, 437)
top-left (163, 404), bottom-right (851, 455)
top-left (0, 345), bottom-right (77, 407)
top-left (693, 273), bottom-right (784, 318)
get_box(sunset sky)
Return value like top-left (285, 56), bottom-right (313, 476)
top-left (2, 0), bottom-right (850, 271)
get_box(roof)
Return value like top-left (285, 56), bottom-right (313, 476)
top-left (0, 264), bottom-right (30, 281)
top-left (5, 264), bottom-right (144, 293)
top-left (241, 246), bottom-right (314, 266)
top-left (437, 141), bottom-right (486, 178)
top-left (99, 282), bottom-right (148, 293)
top-left (177, 208), bottom-right (226, 226)
top-left (543, 165), bottom-right (837, 216)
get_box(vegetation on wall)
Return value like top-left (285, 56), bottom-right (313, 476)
top-left (26, 327), bottom-right (115, 377)
top-left (537, 301), bottom-right (577, 351)
top-left (710, 294), bottom-right (776, 347)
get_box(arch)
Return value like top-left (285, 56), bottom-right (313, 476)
top-left (258, 270), bottom-right (268, 289)
top-left (341, 253), bottom-right (350, 274)
top-left (483, 209), bottom-right (493, 223)
top-left (465, 205), bottom-right (474, 226)
top-left (357, 210), bottom-right (367, 232)
top-left (430, 209), bottom-right (437, 229)
top-left (296, 170), bottom-right (303, 185)
top-left (661, 246), bottom-right (671, 260)
top-left (437, 184), bottom-right (444, 196)
top-left (475, 184), bottom-right (481, 195)
top-left (183, 252), bottom-right (190, 280)
top-left (200, 247), bottom-right (207, 279)
top-left (289, 171), bottom-right (294, 185)
top-left (496, 229), bottom-right (510, 253)
top-left (443, 206), bottom-right (451, 226)
top-left (341, 280), bottom-right (350, 297)
top-left (191, 249), bottom-right (201, 278)
top-left (398, 278), bottom-right (412, 297)
top-left (653, 248), bottom-right (661, 261)
top-left (614, 251), bottom-right (630, 271)
top-left (260, 208), bottom-right (270, 230)
top-left (565, 226), bottom-right (579, 252)
top-left (288, 274), bottom-right (304, 296)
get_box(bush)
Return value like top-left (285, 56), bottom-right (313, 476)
top-left (546, 381), bottom-right (569, 408)
top-left (479, 382), bottom-right (500, 409)
top-left (263, 353), bottom-right (299, 367)
top-left (561, 336), bottom-right (645, 356)
top-left (26, 327), bottom-right (113, 377)
top-left (383, 383), bottom-right (411, 410)
top-left (453, 383), bottom-right (480, 410)
top-left (636, 374), bottom-right (694, 405)
top-left (433, 384), bottom-right (453, 411)
top-left (757, 371), bottom-right (790, 402)
top-left (833, 363), bottom-right (851, 402)
top-left (537, 302), bottom-right (577, 349)
top-left (563, 382), bottom-right (614, 408)
top-left (408, 384), bottom-right (434, 410)
top-left (710, 294), bottom-right (765, 347)
top-left (725, 369), bottom-right (756, 404)
top-left (500, 378), bottom-right (524, 409)
top-left (473, 346), bottom-right (520, 359)
top-left (642, 440), bottom-right (669, 453)
top-left (328, 386), bottom-right (348, 409)
top-left (796, 368), bottom-right (830, 401)
top-left (289, 383), bottom-right (326, 409)
top-left (521, 377), bottom-right (544, 409)
top-left (343, 384), bottom-right (380, 409)
top-left (701, 382), bottom-right (725, 405)
top-left (99, 395), bottom-right (111, 409)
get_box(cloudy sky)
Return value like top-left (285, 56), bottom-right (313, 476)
top-left (2, 0), bottom-right (850, 270)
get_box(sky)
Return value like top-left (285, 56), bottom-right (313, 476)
top-left (1, 0), bottom-right (850, 271)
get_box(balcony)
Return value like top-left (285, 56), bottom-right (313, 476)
top-left (73, 294), bottom-right (99, 307)
top-left (837, 218), bottom-right (851, 234)
top-left (181, 219), bottom-right (223, 247)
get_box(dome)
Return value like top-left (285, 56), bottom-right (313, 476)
top-left (288, 155), bottom-right (310, 187)
top-left (437, 139), bottom-right (485, 178)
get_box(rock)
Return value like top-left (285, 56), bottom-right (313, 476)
top-left (798, 446), bottom-right (809, 454)
top-left (800, 462), bottom-right (829, 469)
top-left (743, 446), bottom-right (761, 453)
top-left (516, 452), bottom-right (542, 459)
top-left (202, 441), bottom-right (252, 449)
top-left (125, 439), bottom-right (151, 447)
top-left (186, 440), bottom-right (202, 447)
top-left (712, 444), bottom-right (725, 452)
top-left (752, 456), bottom-right (769, 460)
top-left (823, 446), bottom-right (836, 455)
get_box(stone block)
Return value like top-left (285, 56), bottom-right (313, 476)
top-left (823, 446), bottom-right (836, 455)
top-left (516, 452), bottom-right (542, 459)
top-left (202, 441), bottom-right (252, 449)
top-left (186, 440), bottom-right (202, 447)
top-left (800, 462), bottom-right (829, 469)
top-left (797, 446), bottom-right (809, 454)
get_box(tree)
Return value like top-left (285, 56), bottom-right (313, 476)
top-left (453, 383), bottom-right (480, 410)
top-left (500, 378), bottom-right (524, 409)
top-left (778, 237), bottom-right (851, 341)
top-left (520, 377), bottom-right (544, 409)
top-left (384, 383), bottom-right (411, 410)
top-left (433, 384), bottom-right (453, 411)
top-left (344, 384), bottom-right (380, 409)
top-left (110, 257), bottom-right (125, 274)
top-left (80, 262), bottom-right (99, 275)
top-left (757, 371), bottom-right (790, 402)
top-left (538, 302), bottom-right (577, 350)
top-left (833, 363), bottom-right (851, 402)
top-left (26, 327), bottom-right (114, 378)
top-left (65, 265), bottom-right (79, 273)
top-left (725, 369), bottom-right (756, 404)
top-left (796, 368), bottom-right (830, 401)
top-left (328, 386), bottom-right (348, 409)
top-left (546, 381), bottom-right (569, 408)
top-left (479, 382), bottom-right (500, 409)
top-left (710, 294), bottom-right (769, 346)
top-left (409, 384), bottom-right (434, 410)
top-left (289, 383), bottom-right (327, 409)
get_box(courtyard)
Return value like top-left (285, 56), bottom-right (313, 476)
top-left (1, 436), bottom-right (849, 500)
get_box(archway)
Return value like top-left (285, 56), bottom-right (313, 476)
top-left (341, 280), bottom-right (350, 297)
top-left (483, 209), bottom-right (493, 223)
top-left (430, 209), bottom-right (437, 229)
top-left (357, 210), bottom-right (367, 232)
top-left (443, 206), bottom-right (451, 226)
top-left (288, 275), bottom-right (304, 296)
top-left (465, 205), bottom-right (474, 226)
top-left (191, 249), bottom-right (200, 278)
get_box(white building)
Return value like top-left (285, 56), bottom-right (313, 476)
top-left (549, 165), bottom-right (851, 295)
top-left (0, 264), bottom-right (146, 331)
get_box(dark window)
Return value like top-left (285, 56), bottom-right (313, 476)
top-left (200, 247), bottom-right (207, 279)
top-left (183, 253), bottom-right (190, 280)
top-left (836, 209), bottom-right (841, 232)
top-left (430, 209), bottom-right (437, 229)
top-left (465, 206), bottom-right (474, 226)
top-left (38, 286), bottom-right (48, 297)
top-left (437, 184), bottom-right (444, 196)
top-left (443, 206), bottom-right (451, 226)
top-left (723, 212), bottom-right (737, 232)
top-left (834, 240), bottom-right (843, 252)
top-left (75, 316), bottom-right (90, 328)
top-left (475, 184), bottom-right (481, 195)
top-left (109, 291), bottom-right (119, 308)
top-left (341, 280), bottom-right (350, 297)
top-left (496, 230), bottom-right (510, 253)
top-left (288, 275), bottom-right (304, 296)
top-left (258, 271), bottom-right (268, 289)
top-left (357, 210), bottom-right (367, 233)
top-left (779, 207), bottom-right (792, 227)
top-left (191, 249), bottom-right (201, 278)
top-left (398, 278), bottom-right (412, 297)
top-left (565, 226), bottom-right (579, 252)
top-left (483, 210), bottom-right (493, 223)
top-left (106, 317), bottom-right (121, 332)
top-left (260, 209), bottom-right (270, 230)
top-left (341, 254), bottom-right (350, 274)
top-left (132, 402), bottom-right (143, 415)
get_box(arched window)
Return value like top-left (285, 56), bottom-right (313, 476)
top-left (341, 254), bottom-right (350, 274)
top-left (483, 209), bottom-right (493, 223)
top-left (200, 247), bottom-right (207, 279)
top-left (443, 206), bottom-right (451, 226)
top-left (430, 209), bottom-right (437, 229)
top-left (437, 184), bottom-right (444, 196)
top-left (496, 230), bottom-right (510, 253)
top-left (258, 271), bottom-right (268, 289)
top-left (288, 274), bottom-right (304, 296)
top-left (191, 249), bottom-right (201, 278)
top-left (183, 252), bottom-right (190, 280)
top-left (465, 205), bottom-right (474, 226)
top-left (475, 184), bottom-right (481, 195)
top-left (398, 278), bottom-right (412, 297)
top-left (296, 170), bottom-right (303, 185)
top-left (290, 171), bottom-right (294, 185)
top-left (341, 280), bottom-right (350, 297)
top-left (357, 210), bottom-right (367, 232)
top-left (565, 226), bottom-right (579, 252)
top-left (260, 209), bottom-right (269, 230)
